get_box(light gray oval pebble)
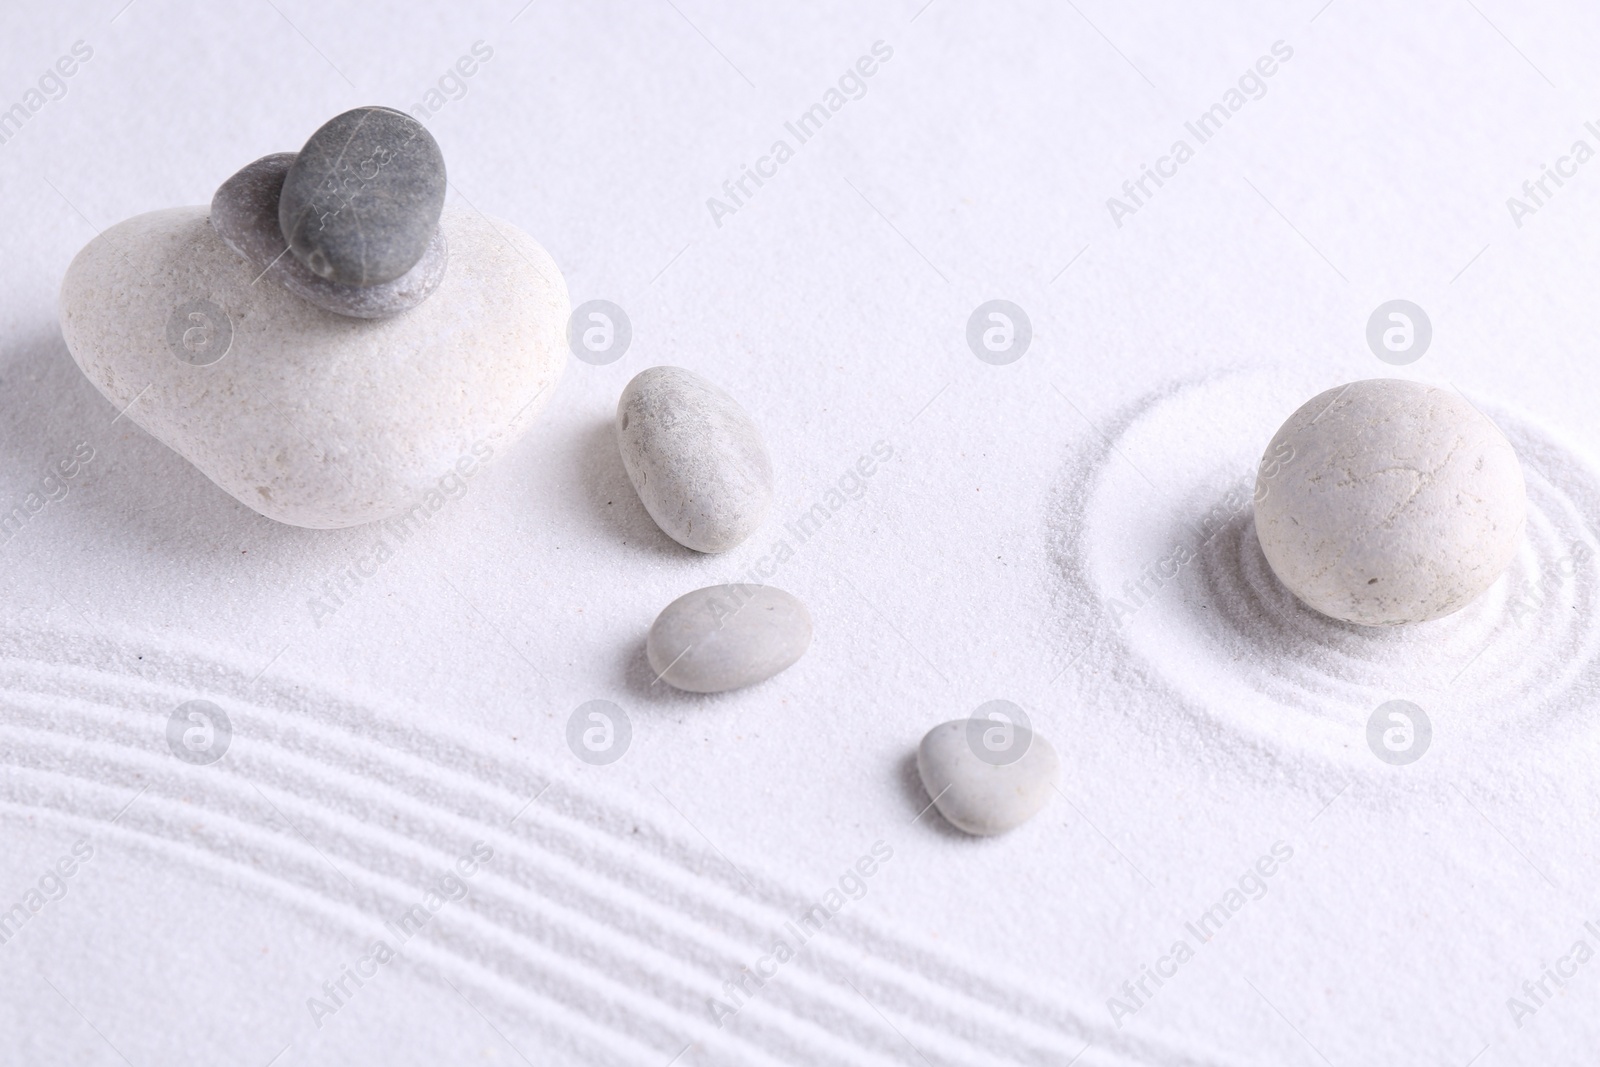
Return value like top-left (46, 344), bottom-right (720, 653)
top-left (1254, 378), bottom-right (1526, 625)
top-left (211, 153), bottom-right (447, 320)
top-left (916, 720), bottom-right (1059, 836)
top-left (646, 585), bottom-right (810, 693)
top-left (279, 106), bottom-right (447, 286)
top-left (617, 367), bottom-right (773, 553)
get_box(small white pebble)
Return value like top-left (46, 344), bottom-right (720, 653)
top-left (916, 719), bottom-right (1058, 836)
top-left (647, 584), bottom-right (811, 693)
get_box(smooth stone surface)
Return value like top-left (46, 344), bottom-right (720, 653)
top-left (916, 720), bottom-right (1059, 836)
top-left (1254, 378), bottom-right (1526, 625)
top-left (617, 366), bottom-right (772, 553)
top-left (59, 205), bottom-right (567, 529)
top-left (211, 153), bottom-right (447, 320)
top-left (279, 106), bottom-right (446, 286)
top-left (646, 585), bottom-right (810, 693)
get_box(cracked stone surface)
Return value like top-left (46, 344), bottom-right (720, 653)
top-left (1253, 378), bottom-right (1526, 625)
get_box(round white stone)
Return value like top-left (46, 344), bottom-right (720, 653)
top-left (916, 720), bottom-right (1059, 836)
top-left (1253, 378), bottom-right (1526, 625)
top-left (616, 366), bottom-right (772, 553)
top-left (58, 205), bottom-right (567, 529)
top-left (646, 584), bottom-right (810, 693)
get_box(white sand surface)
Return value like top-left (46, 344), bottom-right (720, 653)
top-left (3, 1), bottom-right (1600, 1064)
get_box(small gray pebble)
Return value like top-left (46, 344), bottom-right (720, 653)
top-left (647, 584), bottom-right (810, 693)
top-left (916, 720), bottom-right (1058, 836)
top-left (211, 153), bottom-right (447, 319)
top-left (279, 106), bottom-right (447, 286)
top-left (617, 367), bottom-right (773, 553)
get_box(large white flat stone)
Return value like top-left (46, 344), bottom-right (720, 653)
top-left (59, 205), bottom-right (566, 528)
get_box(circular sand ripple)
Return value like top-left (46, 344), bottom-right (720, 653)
top-left (1067, 368), bottom-right (1600, 761)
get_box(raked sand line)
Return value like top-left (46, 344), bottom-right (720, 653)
top-left (1052, 367), bottom-right (1600, 769)
top-left (0, 707), bottom-right (1063, 1067)
top-left (0, 724), bottom-right (1025, 1067)
top-left (0, 660), bottom-right (1091, 1065)
top-left (0, 644), bottom-right (1188, 1067)
top-left (0, 787), bottom-right (658, 1067)
top-left (0, 634), bottom-right (1090, 1043)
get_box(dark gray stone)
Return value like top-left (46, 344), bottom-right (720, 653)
top-left (211, 153), bottom-right (447, 319)
top-left (278, 107), bottom-right (446, 286)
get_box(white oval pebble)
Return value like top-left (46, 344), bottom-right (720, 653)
top-left (617, 367), bottom-right (772, 553)
top-left (916, 720), bottom-right (1059, 836)
top-left (647, 585), bottom-right (810, 693)
top-left (1253, 378), bottom-right (1526, 625)
top-left (59, 206), bottom-right (567, 529)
